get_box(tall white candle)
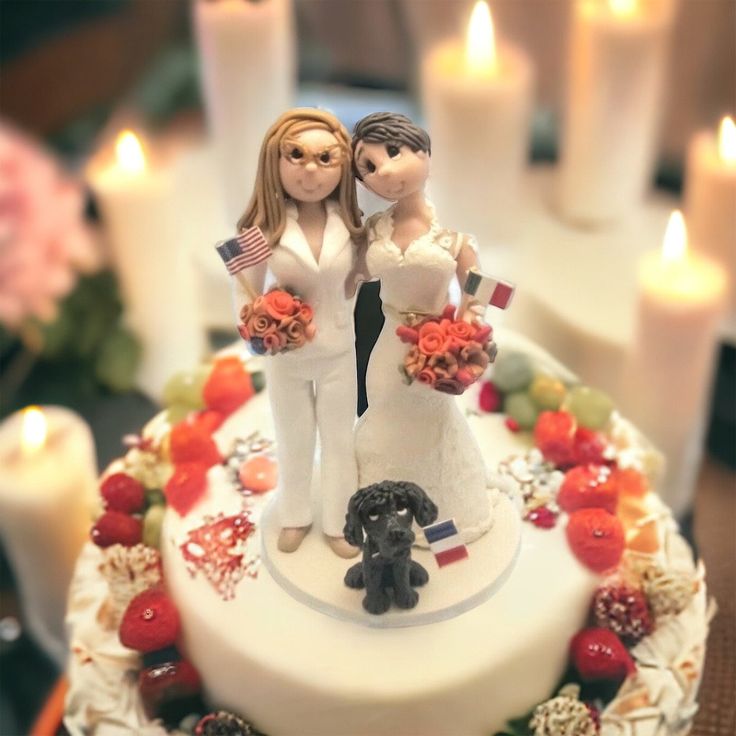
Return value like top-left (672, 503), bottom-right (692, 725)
top-left (558, 0), bottom-right (676, 225)
top-left (421, 1), bottom-right (534, 247)
top-left (684, 116), bottom-right (736, 330)
top-left (622, 212), bottom-right (727, 517)
top-left (194, 0), bottom-right (295, 226)
top-left (89, 131), bottom-right (206, 400)
top-left (0, 406), bottom-right (97, 666)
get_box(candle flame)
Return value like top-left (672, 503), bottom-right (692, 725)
top-left (661, 211), bottom-right (688, 264)
top-left (465, 1), bottom-right (497, 75)
top-left (115, 130), bottom-right (146, 173)
top-left (609, 0), bottom-right (637, 16)
top-left (21, 406), bottom-right (47, 455)
top-left (717, 116), bottom-right (736, 164)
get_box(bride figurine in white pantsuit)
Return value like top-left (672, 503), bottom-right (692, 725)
top-left (234, 109), bottom-right (363, 557)
top-left (351, 112), bottom-right (494, 545)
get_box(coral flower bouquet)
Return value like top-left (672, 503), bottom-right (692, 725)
top-left (238, 288), bottom-right (316, 355)
top-left (397, 305), bottom-right (497, 395)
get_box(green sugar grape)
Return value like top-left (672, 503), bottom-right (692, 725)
top-left (165, 403), bottom-right (192, 425)
top-left (565, 385), bottom-right (615, 430)
top-left (145, 488), bottom-right (166, 508)
top-left (142, 504), bottom-right (166, 549)
top-left (492, 352), bottom-right (535, 394)
top-left (529, 374), bottom-right (567, 411)
top-left (162, 367), bottom-right (209, 409)
top-left (504, 391), bottom-right (540, 430)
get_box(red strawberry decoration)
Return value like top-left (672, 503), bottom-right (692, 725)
top-left (91, 511), bottom-right (142, 548)
top-left (165, 463), bottom-right (208, 516)
top-left (478, 381), bottom-right (502, 413)
top-left (202, 357), bottom-right (254, 416)
top-left (188, 409), bottom-right (226, 436)
top-left (534, 411), bottom-right (577, 468)
top-left (566, 508), bottom-right (625, 573)
top-left (572, 427), bottom-right (609, 466)
top-left (558, 465), bottom-right (618, 515)
top-left (593, 583), bottom-right (653, 644)
top-left (169, 423), bottom-right (221, 469)
top-left (100, 473), bottom-right (145, 514)
top-left (570, 628), bottom-right (635, 683)
top-left (120, 587), bottom-right (180, 652)
top-left (138, 658), bottom-right (201, 721)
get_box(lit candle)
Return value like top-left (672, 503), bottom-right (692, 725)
top-left (622, 211), bottom-right (727, 516)
top-left (420, 0), bottom-right (534, 246)
top-left (89, 130), bottom-right (206, 400)
top-left (557, 0), bottom-right (676, 225)
top-left (684, 115), bottom-right (736, 329)
top-left (0, 406), bottom-right (98, 666)
top-left (194, 0), bottom-right (295, 226)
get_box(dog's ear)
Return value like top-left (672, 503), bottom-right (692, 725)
top-left (343, 486), bottom-right (370, 549)
top-left (400, 481), bottom-right (439, 527)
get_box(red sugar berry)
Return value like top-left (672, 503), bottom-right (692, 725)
top-left (558, 465), bottom-right (619, 515)
top-left (202, 357), bottom-right (254, 416)
top-left (593, 583), bottom-right (653, 644)
top-left (139, 658), bottom-right (201, 721)
top-left (165, 463), bottom-right (208, 517)
top-left (120, 587), bottom-right (180, 652)
top-left (570, 627), bottom-right (635, 683)
top-left (613, 467), bottom-right (649, 498)
top-left (478, 381), bottom-right (502, 413)
top-left (525, 506), bottom-right (558, 529)
top-left (188, 409), bottom-right (225, 436)
top-left (169, 422), bottom-right (221, 469)
top-left (239, 455), bottom-right (277, 494)
top-left (572, 427), bottom-right (609, 467)
top-left (91, 511), bottom-right (142, 548)
top-left (534, 411), bottom-right (577, 468)
top-left (566, 508), bottom-right (625, 573)
top-left (100, 473), bottom-right (145, 514)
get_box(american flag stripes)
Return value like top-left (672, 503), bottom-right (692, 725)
top-left (423, 519), bottom-right (469, 568)
top-left (215, 226), bottom-right (270, 275)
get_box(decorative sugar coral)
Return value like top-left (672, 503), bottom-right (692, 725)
top-left (0, 124), bottom-right (98, 329)
top-left (396, 304), bottom-right (496, 395)
top-left (238, 288), bottom-right (316, 355)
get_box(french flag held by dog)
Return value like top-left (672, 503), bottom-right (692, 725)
top-left (423, 519), bottom-right (469, 567)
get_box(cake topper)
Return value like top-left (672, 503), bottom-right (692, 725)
top-left (225, 108), bottom-right (363, 558)
top-left (343, 481), bottom-right (438, 615)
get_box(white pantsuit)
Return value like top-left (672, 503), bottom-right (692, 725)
top-left (236, 200), bottom-right (358, 536)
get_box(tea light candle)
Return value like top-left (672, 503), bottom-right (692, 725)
top-left (684, 116), bottom-right (736, 330)
top-left (623, 212), bottom-right (727, 516)
top-left (557, 0), bottom-right (676, 225)
top-left (421, 0), bottom-right (534, 246)
top-left (194, 0), bottom-right (295, 226)
top-left (0, 406), bottom-right (97, 666)
top-left (89, 130), bottom-right (206, 399)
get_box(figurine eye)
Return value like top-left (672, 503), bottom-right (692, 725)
top-left (362, 160), bottom-right (376, 175)
top-left (319, 150), bottom-right (332, 164)
top-left (290, 147), bottom-right (304, 161)
top-left (386, 144), bottom-right (401, 158)
top-left (397, 506), bottom-right (409, 517)
top-left (368, 513), bottom-right (380, 522)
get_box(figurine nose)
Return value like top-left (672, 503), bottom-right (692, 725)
top-left (304, 161), bottom-right (318, 173)
top-left (377, 161), bottom-right (395, 178)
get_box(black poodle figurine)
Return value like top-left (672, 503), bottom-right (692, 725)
top-left (343, 480), bottom-right (438, 615)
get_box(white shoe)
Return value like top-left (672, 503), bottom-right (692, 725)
top-left (277, 526), bottom-right (311, 553)
top-left (326, 535), bottom-right (360, 559)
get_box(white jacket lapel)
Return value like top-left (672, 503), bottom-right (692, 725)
top-left (319, 200), bottom-right (351, 271)
top-left (277, 202), bottom-right (318, 272)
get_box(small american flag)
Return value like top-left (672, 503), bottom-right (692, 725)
top-left (423, 519), bottom-right (469, 567)
top-left (463, 268), bottom-right (516, 310)
top-left (215, 226), bottom-right (270, 275)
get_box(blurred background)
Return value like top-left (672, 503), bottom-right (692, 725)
top-left (0, 1), bottom-right (734, 733)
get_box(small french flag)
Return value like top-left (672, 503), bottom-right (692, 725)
top-left (423, 519), bottom-right (469, 568)
top-left (215, 226), bottom-right (270, 275)
top-left (463, 268), bottom-right (516, 310)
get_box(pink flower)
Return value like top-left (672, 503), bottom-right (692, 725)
top-left (460, 341), bottom-right (490, 378)
top-left (434, 377), bottom-right (465, 395)
top-left (262, 289), bottom-right (296, 320)
top-left (429, 351), bottom-right (458, 379)
top-left (262, 330), bottom-right (287, 353)
top-left (0, 124), bottom-right (99, 328)
top-left (417, 367), bottom-right (437, 386)
top-left (247, 313), bottom-right (271, 337)
top-left (284, 318), bottom-right (309, 348)
top-left (396, 324), bottom-right (419, 344)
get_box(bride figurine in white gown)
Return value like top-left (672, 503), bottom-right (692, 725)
top-left (351, 112), bottom-right (494, 544)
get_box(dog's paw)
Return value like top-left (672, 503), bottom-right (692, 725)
top-left (344, 563), bottom-right (365, 589)
top-left (363, 592), bottom-right (391, 615)
top-left (409, 561), bottom-right (429, 587)
top-left (394, 587), bottom-right (419, 609)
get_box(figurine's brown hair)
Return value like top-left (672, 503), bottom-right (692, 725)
top-left (237, 108), bottom-right (363, 245)
top-left (351, 112), bottom-right (431, 180)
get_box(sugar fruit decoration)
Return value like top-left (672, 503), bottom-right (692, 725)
top-left (119, 586), bottom-right (202, 723)
top-left (195, 710), bottom-right (264, 736)
top-left (592, 581), bottom-right (653, 644)
top-left (558, 465), bottom-right (618, 515)
top-left (91, 472), bottom-right (147, 548)
top-left (529, 684), bottom-right (599, 736)
top-left (566, 508), bottom-right (625, 573)
top-left (570, 628), bottom-right (635, 684)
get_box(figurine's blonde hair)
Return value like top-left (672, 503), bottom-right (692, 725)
top-left (237, 108), bottom-right (363, 246)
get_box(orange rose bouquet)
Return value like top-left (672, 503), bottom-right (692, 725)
top-left (238, 288), bottom-right (316, 355)
top-left (396, 305), bottom-right (497, 395)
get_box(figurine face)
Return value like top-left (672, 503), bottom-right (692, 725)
top-left (278, 128), bottom-right (345, 203)
top-left (353, 141), bottom-right (430, 202)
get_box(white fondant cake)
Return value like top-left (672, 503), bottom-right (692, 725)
top-left (65, 329), bottom-right (711, 736)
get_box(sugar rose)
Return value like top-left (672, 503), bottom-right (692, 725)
top-left (263, 290), bottom-right (296, 320)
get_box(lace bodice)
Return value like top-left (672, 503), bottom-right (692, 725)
top-left (366, 206), bottom-right (466, 317)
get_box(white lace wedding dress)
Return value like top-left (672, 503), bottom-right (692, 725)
top-left (355, 206), bottom-right (493, 544)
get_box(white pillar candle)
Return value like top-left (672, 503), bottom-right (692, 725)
top-left (421, 1), bottom-right (534, 247)
top-left (0, 406), bottom-right (97, 666)
top-left (89, 131), bottom-right (206, 400)
top-left (194, 0), bottom-right (295, 226)
top-left (684, 116), bottom-right (736, 329)
top-left (622, 212), bottom-right (727, 517)
top-left (557, 0), bottom-right (676, 225)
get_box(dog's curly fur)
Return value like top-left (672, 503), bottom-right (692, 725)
top-left (343, 480), bottom-right (438, 615)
